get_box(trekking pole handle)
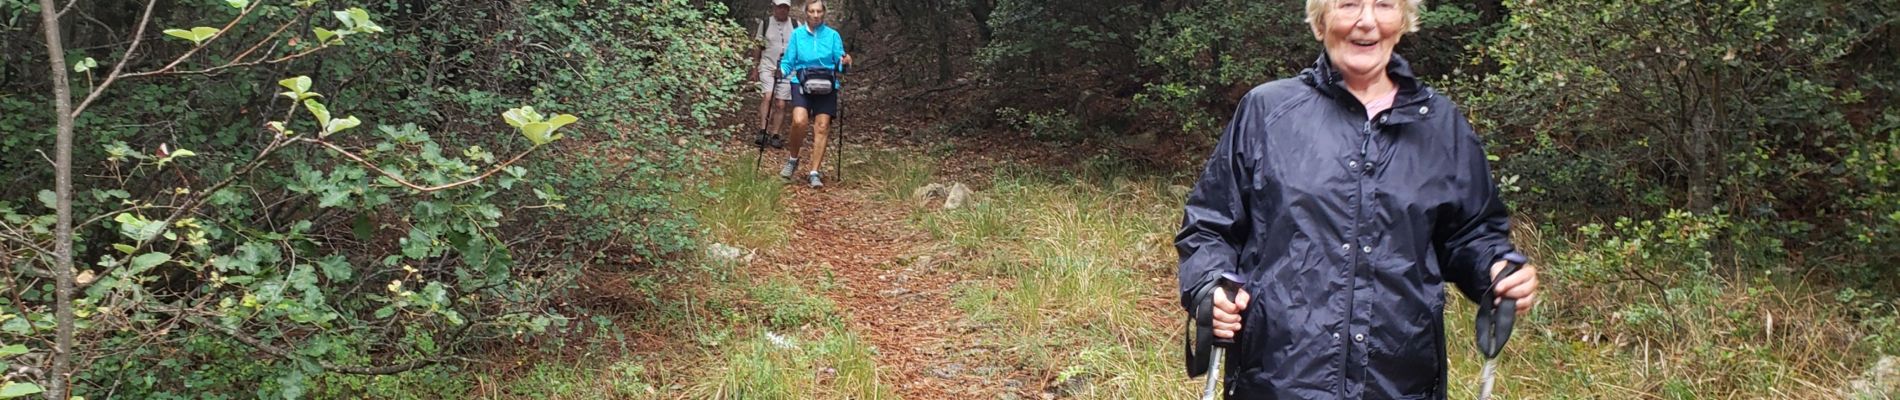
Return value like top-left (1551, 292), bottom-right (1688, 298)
top-left (1477, 252), bottom-right (1529, 358)
top-left (1213, 275), bottom-right (1244, 347)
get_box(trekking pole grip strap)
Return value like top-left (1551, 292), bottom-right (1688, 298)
top-left (1476, 252), bottom-right (1529, 358)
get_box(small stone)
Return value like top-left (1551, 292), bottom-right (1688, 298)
top-left (930, 363), bottom-right (965, 379)
top-left (1847, 355), bottom-right (1900, 398)
top-left (878, 288), bottom-right (911, 297)
top-left (706, 243), bottom-right (744, 262)
top-left (1052, 374), bottom-right (1092, 397)
top-left (945, 183), bottom-right (974, 210)
top-left (912, 184), bottom-right (950, 202)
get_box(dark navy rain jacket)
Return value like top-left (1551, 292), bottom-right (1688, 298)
top-left (1176, 53), bottom-right (1517, 400)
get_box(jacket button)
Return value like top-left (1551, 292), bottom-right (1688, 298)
top-left (1353, 333), bottom-right (1365, 342)
top-left (1419, 106), bottom-right (1431, 115)
top-left (1362, 245), bottom-right (1372, 254)
top-left (1342, 244), bottom-right (1352, 251)
top-left (1333, 332), bottom-right (1341, 340)
top-left (1348, 161), bottom-right (1358, 168)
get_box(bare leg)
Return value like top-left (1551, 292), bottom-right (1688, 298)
top-left (770, 99), bottom-right (790, 135)
top-left (787, 107), bottom-right (811, 158)
top-left (808, 113), bottom-right (832, 175)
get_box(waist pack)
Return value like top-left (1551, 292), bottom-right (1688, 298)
top-left (798, 68), bottom-right (837, 96)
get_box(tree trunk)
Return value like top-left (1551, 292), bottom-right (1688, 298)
top-left (35, 0), bottom-right (77, 399)
top-left (935, 22), bottom-right (950, 84)
top-left (849, 0), bottom-right (876, 31)
top-left (968, 0), bottom-right (993, 44)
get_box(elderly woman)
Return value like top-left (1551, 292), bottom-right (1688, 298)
top-left (1175, 0), bottom-right (1540, 398)
top-left (777, 0), bottom-right (851, 188)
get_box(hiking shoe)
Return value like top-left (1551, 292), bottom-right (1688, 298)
top-left (780, 158), bottom-right (800, 179)
top-left (808, 171), bottom-right (824, 188)
top-left (752, 130), bottom-right (785, 149)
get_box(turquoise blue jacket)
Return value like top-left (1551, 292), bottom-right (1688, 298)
top-left (779, 23), bottom-right (844, 88)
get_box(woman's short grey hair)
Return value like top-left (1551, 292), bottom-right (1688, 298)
top-left (1305, 0), bottom-right (1425, 33)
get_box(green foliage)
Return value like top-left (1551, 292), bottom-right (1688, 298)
top-left (995, 106), bottom-right (1086, 141)
top-left (0, 341), bottom-right (40, 399)
top-left (1132, 0), bottom-right (1309, 135)
top-left (1, 0), bottom-right (748, 398)
top-left (1838, 109), bottom-right (1900, 281)
top-left (747, 277), bottom-right (839, 330)
top-left (1564, 210), bottom-right (1731, 281)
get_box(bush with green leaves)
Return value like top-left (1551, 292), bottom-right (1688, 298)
top-left (1, 0), bottom-right (748, 397)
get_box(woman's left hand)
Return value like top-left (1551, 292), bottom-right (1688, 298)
top-left (841, 53), bottom-right (853, 67)
top-left (1490, 260), bottom-right (1539, 315)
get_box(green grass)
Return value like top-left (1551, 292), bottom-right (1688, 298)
top-left (681, 154), bottom-right (793, 250)
top-left (498, 361), bottom-right (656, 399)
top-left (855, 149), bottom-right (939, 204)
top-left (747, 275), bottom-right (842, 330)
top-left (926, 166), bottom-right (1195, 397)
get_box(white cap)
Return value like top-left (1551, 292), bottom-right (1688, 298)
top-left (772, 0), bottom-right (791, 6)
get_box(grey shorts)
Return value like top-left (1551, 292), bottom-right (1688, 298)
top-left (758, 66), bottom-right (792, 100)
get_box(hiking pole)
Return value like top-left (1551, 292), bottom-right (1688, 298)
top-left (1476, 252), bottom-right (1530, 400)
top-left (1200, 275), bottom-right (1244, 400)
top-left (832, 63), bottom-right (847, 183)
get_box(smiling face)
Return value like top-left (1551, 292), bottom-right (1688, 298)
top-left (1311, 0), bottom-right (1409, 83)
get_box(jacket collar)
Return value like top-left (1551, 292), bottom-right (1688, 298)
top-left (803, 22), bottom-right (832, 36)
top-left (1300, 52), bottom-right (1438, 126)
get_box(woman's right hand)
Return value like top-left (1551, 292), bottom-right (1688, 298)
top-left (1212, 287), bottom-right (1251, 339)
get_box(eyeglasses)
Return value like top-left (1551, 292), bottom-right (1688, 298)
top-left (1333, 0), bottom-right (1403, 22)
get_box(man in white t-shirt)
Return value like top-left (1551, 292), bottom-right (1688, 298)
top-left (750, 0), bottom-right (798, 148)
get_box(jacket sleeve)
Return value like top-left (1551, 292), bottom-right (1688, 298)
top-left (832, 32), bottom-right (846, 67)
top-left (1174, 95), bottom-right (1257, 312)
top-left (1438, 113), bottom-right (1517, 304)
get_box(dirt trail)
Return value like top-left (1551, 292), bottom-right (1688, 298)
top-left (748, 166), bottom-right (989, 399)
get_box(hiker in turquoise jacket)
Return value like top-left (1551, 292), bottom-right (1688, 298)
top-left (776, 0), bottom-right (852, 188)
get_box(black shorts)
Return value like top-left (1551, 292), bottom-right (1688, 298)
top-left (791, 88), bottom-right (838, 117)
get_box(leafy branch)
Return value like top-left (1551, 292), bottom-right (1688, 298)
top-left (70, 2), bottom-right (384, 117)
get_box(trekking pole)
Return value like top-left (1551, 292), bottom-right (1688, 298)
top-left (1476, 252), bottom-right (1530, 400)
top-left (833, 63), bottom-right (847, 183)
top-left (1200, 275), bottom-right (1244, 400)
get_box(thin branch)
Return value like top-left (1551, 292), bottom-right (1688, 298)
top-left (0, 227), bottom-right (53, 258)
top-left (225, 16), bottom-right (304, 69)
top-left (68, 0), bottom-right (157, 118)
top-left (299, 138), bottom-right (541, 193)
top-left (140, 1), bottom-right (261, 76)
top-left (72, 0), bottom-right (268, 117)
top-left (75, 204), bottom-right (179, 232)
top-left (126, 44), bottom-right (331, 78)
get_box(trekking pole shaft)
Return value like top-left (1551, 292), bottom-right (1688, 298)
top-left (1200, 277), bottom-right (1244, 400)
top-left (1200, 348), bottom-right (1225, 400)
top-left (1478, 358), bottom-right (1499, 400)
